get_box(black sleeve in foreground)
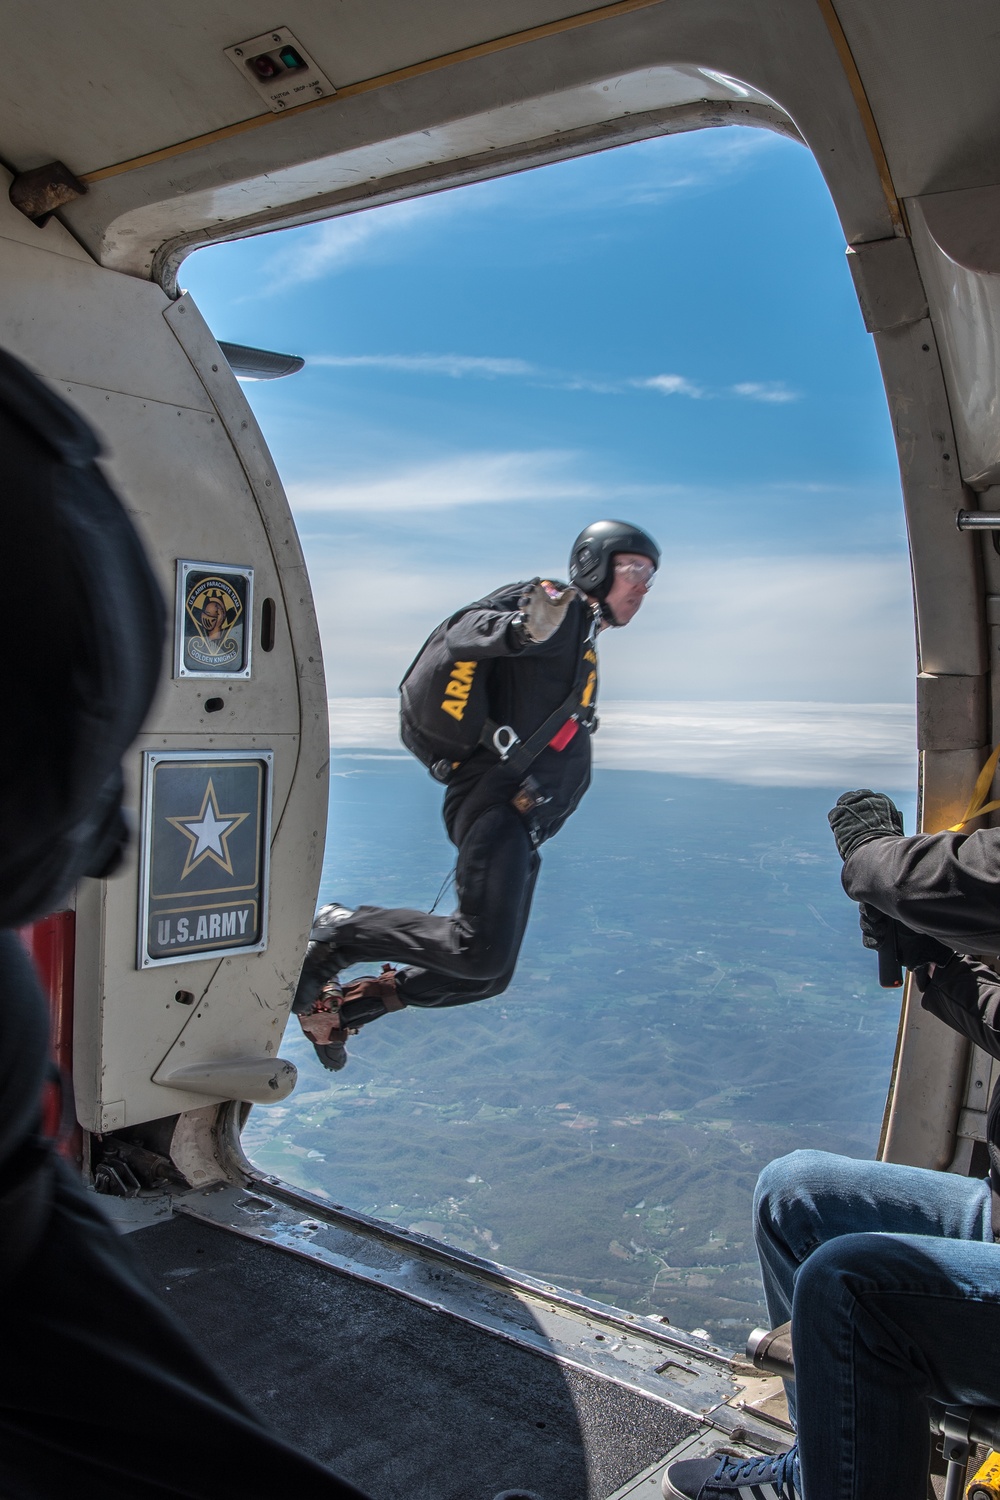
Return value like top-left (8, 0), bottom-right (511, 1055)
top-left (915, 953), bottom-right (1000, 1061)
top-left (842, 828), bottom-right (1000, 953)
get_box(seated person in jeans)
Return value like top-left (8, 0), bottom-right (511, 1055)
top-left (665, 789), bottom-right (1000, 1500)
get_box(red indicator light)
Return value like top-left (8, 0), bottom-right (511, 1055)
top-left (248, 51), bottom-right (282, 80)
top-left (278, 45), bottom-right (306, 70)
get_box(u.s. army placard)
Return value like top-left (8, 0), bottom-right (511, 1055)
top-left (137, 751), bottom-right (272, 967)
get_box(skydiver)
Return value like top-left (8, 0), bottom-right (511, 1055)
top-left (293, 519), bottom-right (660, 1072)
top-left (664, 788), bottom-right (1000, 1500)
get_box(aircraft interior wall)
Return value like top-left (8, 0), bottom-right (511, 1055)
top-left (0, 173), bottom-right (326, 1137)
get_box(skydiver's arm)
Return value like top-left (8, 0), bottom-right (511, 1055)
top-left (842, 829), bottom-right (1000, 953)
top-left (914, 953), bottom-right (1000, 1061)
top-left (442, 603), bottom-right (526, 657)
top-left (442, 584), bottom-right (580, 658)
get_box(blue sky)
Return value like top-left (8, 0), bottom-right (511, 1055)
top-left (182, 124), bottom-right (914, 719)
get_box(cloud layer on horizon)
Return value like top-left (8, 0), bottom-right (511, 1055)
top-left (307, 546), bottom-right (914, 703)
top-left (328, 698), bottom-right (916, 789)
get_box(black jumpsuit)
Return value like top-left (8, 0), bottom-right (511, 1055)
top-left (844, 827), bottom-right (1000, 1228)
top-left (330, 583), bottom-right (601, 1008)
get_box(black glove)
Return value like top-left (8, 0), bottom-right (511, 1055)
top-left (858, 903), bottom-right (953, 970)
top-left (828, 789), bottom-right (904, 861)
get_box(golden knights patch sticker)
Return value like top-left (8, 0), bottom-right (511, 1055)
top-left (175, 560), bottom-right (253, 678)
top-left (137, 750), bottom-right (272, 967)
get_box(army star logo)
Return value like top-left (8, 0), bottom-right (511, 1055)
top-left (167, 779), bottom-right (250, 880)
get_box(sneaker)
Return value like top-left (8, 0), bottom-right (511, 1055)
top-left (292, 903), bottom-right (355, 1014)
top-left (663, 1446), bottom-right (801, 1500)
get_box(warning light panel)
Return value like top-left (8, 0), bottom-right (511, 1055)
top-left (224, 28), bottom-right (335, 112)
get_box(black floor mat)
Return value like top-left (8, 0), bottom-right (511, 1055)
top-left (132, 1214), bottom-right (695, 1500)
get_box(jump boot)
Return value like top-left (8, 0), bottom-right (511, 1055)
top-left (292, 903), bottom-right (355, 1015)
top-left (298, 966), bottom-right (405, 1073)
top-left (297, 978), bottom-right (351, 1072)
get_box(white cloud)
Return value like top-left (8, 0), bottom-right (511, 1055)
top-left (288, 449), bottom-right (617, 512)
top-left (557, 376), bottom-right (627, 394)
top-left (302, 353), bottom-right (794, 402)
top-left (326, 697), bottom-right (915, 788)
top-left (309, 353), bottom-right (535, 379)
top-left (599, 552), bottom-right (914, 701)
top-left (616, 126), bottom-right (784, 205)
top-left (254, 125), bottom-right (786, 290)
top-left (330, 699), bottom-right (402, 747)
top-left (309, 548), bottom-right (914, 703)
top-left (591, 701), bottom-right (915, 787)
top-left (262, 199), bottom-right (432, 288)
top-left (633, 374), bottom-right (705, 398)
top-left (732, 381), bottom-right (799, 403)
top-left (313, 560), bottom-right (496, 697)
top-left (622, 176), bottom-right (704, 205)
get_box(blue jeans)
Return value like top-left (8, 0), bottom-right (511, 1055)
top-left (753, 1149), bottom-right (1000, 1500)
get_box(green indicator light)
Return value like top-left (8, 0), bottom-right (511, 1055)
top-left (278, 46), bottom-right (306, 70)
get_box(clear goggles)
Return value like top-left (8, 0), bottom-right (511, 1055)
top-left (613, 558), bottom-right (656, 590)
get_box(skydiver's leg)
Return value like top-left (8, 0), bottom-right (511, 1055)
top-left (753, 1149), bottom-right (991, 1423)
top-left (328, 804), bottom-right (540, 1005)
top-left (399, 829), bottom-right (540, 1008)
top-left (792, 1230), bottom-right (1000, 1500)
top-left (0, 1160), bottom-right (371, 1500)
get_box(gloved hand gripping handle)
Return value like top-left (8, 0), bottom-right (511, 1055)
top-left (833, 792), bottom-right (953, 990)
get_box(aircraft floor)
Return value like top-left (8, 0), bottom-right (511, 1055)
top-left (131, 1212), bottom-right (698, 1500)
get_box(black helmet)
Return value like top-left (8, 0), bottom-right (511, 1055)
top-left (568, 519), bottom-right (660, 599)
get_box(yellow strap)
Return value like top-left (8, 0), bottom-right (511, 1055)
top-left (949, 741), bottom-right (1000, 830)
